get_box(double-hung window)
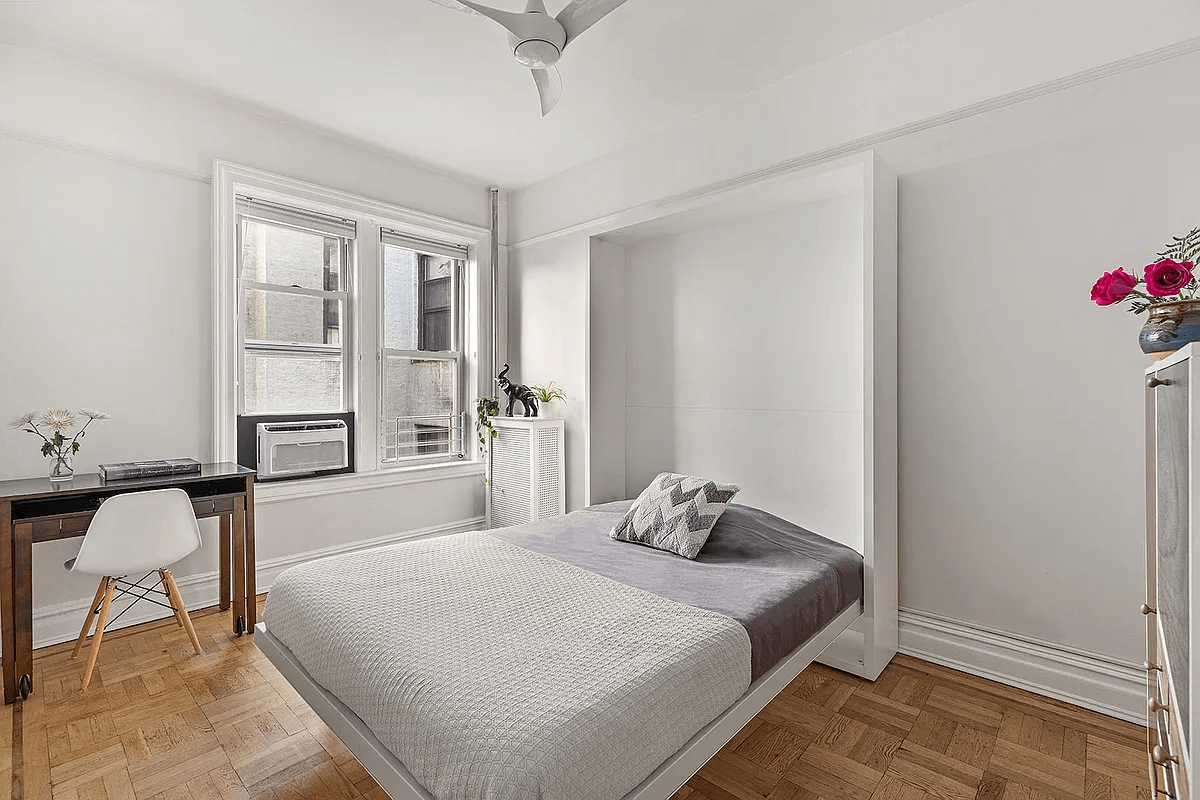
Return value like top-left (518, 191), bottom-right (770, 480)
top-left (238, 198), bottom-right (355, 415)
top-left (216, 163), bottom-right (488, 486)
top-left (380, 231), bottom-right (467, 463)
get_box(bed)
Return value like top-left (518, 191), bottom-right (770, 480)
top-left (254, 501), bottom-right (865, 800)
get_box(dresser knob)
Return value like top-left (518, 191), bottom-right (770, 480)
top-left (1145, 661), bottom-right (1163, 672)
top-left (1148, 376), bottom-right (1169, 388)
top-left (1153, 746), bottom-right (1179, 766)
top-left (1150, 697), bottom-right (1171, 714)
top-left (1142, 604), bottom-right (1157, 615)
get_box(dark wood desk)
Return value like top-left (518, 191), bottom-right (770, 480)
top-left (0, 463), bottom-right (256, 703)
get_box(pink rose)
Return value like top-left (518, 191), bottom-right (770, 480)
top-left (1091, 267), bottom-right (1137, 306)
top-left (1145, 259), bottom-right (1195, 297)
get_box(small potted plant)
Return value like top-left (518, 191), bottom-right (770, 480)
top-left (529, 382), bottom-right (568, 417)
top-left (9, 409), bottom-right (108, 482)
top-left (475, 397), bottom-right (500, 458)
top-left (1091, 227), bottom-right (1200, 360)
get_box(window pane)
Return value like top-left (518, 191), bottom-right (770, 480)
top-left (244, 289), bottom-right (340, 346)
top-left (244, 353), bottom-right (342, 414)
top-left (383, 244), bottom-right (457, 352)
top-left (383, 356), bottom-right (457, 460)
top-left (424, 257), bottom-right (453, 281)
top-left (241, 218), bottom-right (343, 291)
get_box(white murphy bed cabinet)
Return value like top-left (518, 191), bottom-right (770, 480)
top-left (487, 416), bottom-right (566, 528)
top-left (582, 150), bottom-right (898, 680)
top-left (1147, 344), bottom-right (1198, 800)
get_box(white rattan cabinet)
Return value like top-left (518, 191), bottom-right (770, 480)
top-left (487, 417), bottom-right (565, 528)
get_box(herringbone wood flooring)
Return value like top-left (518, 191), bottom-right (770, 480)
top-left (3, 597), bottom-right (1149, 800)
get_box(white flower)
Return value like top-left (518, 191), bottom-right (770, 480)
top-left (80, 409), bottom-right (109, 421)
top-left (39, 409), bottom-right (77, 432)
top-left (8, 411), bottom-right (37, 429)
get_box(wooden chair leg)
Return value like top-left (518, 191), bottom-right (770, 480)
top-left (159, 570), bottom-right (185, 628)
top-left (72, 578), bottom-right (109, 660)
top-left (82, 578), bottom-right (115, 690)
top-left (163, 570), bottom-right (202, 655)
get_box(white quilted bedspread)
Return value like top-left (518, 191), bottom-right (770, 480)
top-left (263, 532), bottom-right (752, 800)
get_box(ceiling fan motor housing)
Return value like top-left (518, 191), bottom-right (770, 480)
top-left (507, 13), bottom-right (567, 67)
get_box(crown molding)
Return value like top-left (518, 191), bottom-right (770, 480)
top-left (0, 126), bottom-right (211, 184)
top-left (509, 35), bottom-right (1200, 250)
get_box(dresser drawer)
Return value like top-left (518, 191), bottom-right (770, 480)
top-left (1151, 637), bottom-right (1191, 800)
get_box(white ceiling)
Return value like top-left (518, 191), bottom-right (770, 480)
top-left (2, 0), bottom-right (972, 189)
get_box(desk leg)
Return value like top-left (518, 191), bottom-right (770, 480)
top-left (13, 523), bottom-right (33, 700)
top-left (244, 478), bottom-right (257, 632)
top-left (0, 501), bottom-right (14, 704)
top-left (219, 515), bottom-right (231, 612)
top-left (232, 499), bottom-right (246, 636)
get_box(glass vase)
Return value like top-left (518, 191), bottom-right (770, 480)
top-left (49, 453), bottom-right (74, 483)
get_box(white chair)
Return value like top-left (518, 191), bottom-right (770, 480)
top-left (67, 488), bottom-right (204, 688)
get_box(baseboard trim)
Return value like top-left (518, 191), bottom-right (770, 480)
top-left (30, 516), bottom-right (486, 650)
top-left (898, 607), bottom-right (1144, 724)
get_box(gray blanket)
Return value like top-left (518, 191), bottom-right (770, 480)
top-left (491, 501), bottom-right (863, 680)
top-left (264, 532), bottom-right (751, 800)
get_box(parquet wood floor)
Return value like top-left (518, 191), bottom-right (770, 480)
top-left (4, 597), bottom-right (1150, 800)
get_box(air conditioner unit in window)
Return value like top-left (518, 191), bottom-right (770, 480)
top-left (257, 420), bottom-right (349, 480)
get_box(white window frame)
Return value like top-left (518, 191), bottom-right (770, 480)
top-left (379, 237), bottom-right (465, 467)
top-left (212, 161), bottom-right (490, 494)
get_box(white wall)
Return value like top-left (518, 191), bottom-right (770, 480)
top-left (588, 238), bottom-right (627, 505)
top-left (505, 235), bottom-right (590, 511)
top-left (621, 196), bottom-right (866, 548)
top-left (896, 112), bottom-right (1200, 664)
top-left (0, 43), bottom-right (488, 643)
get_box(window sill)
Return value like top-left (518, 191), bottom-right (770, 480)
top-left (255, 460), bottom-right (484, 505)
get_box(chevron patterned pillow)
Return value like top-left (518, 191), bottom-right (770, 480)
top-left (610, 473), bottom-right (741, 559)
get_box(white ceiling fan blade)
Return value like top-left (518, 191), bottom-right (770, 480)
top-left (554, 0), bottom-right (630, 46)
top-left (423, 0), bottom-right (481, 15)
top-left (453, 0), bottom-right (531, 38)
top-left (531, 66), bottom-right (562, 116)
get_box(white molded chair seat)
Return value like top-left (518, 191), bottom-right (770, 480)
top-left (67, 488), bottom-right (205, 688)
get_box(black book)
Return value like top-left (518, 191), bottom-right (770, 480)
top-left (99, 459), bottom-right (202, 482)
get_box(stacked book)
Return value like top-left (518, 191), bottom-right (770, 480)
top-left (99, 459), bottom-right (202, 482)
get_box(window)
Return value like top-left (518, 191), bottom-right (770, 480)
top-left (214, 162), bottom-right (489, 485)
top-left (381, 232), bottom-right (467, 463)
top-left (237, 198), bottom-right (355, 415)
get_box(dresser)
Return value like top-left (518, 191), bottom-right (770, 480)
top-left (1146, 345), bottom-right (1197, 800)
top-left (487, 417), bottom-right (565, 528)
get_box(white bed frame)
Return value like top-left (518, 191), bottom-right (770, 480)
top-left (255, 603), bottom-right (859, 800)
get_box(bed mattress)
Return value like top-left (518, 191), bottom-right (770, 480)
top-left (490, 501), bottom-right (864, 680)
top-left (261, 502), bottom-right (863, 800)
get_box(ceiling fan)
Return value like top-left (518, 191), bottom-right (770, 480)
top-left (426, 0), bottom-right (631, 116)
